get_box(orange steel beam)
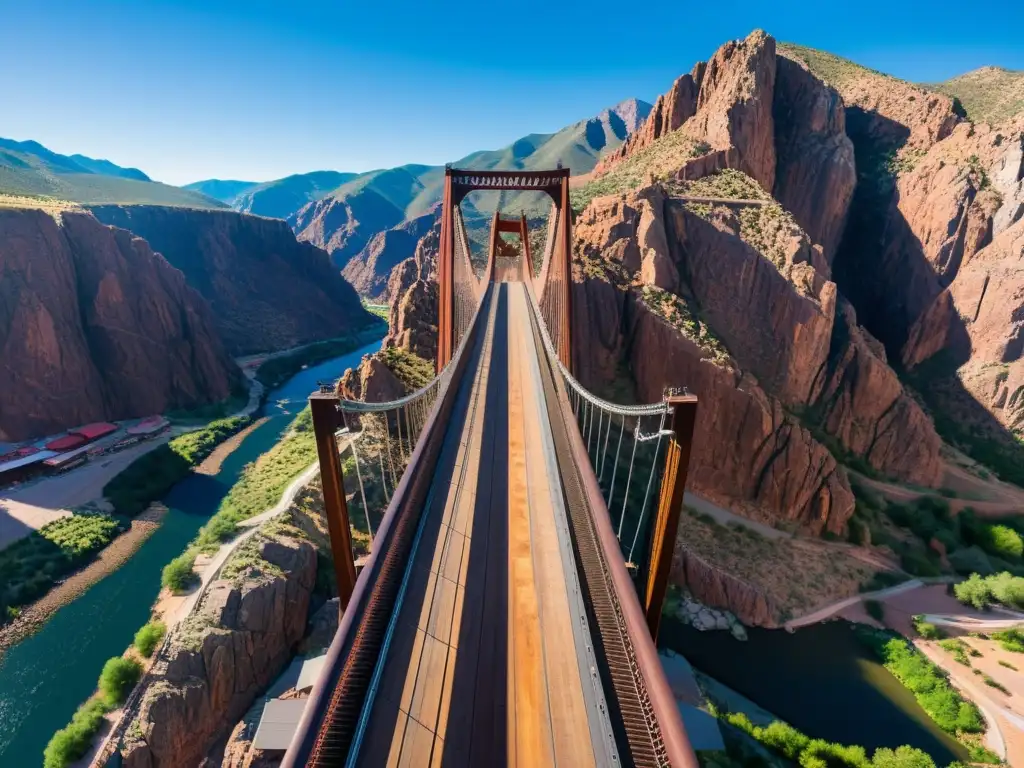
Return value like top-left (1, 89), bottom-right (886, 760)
top-left (645, 394), bottom-right (699, 641)
top-left (436, 171), bottom-right (455, 373)
top-left (557, 177), bottom-right (573, 371)
top-left (487, 208), bottom-right (501, 281)
top-left (520, 214), bottom-right (534, 286)
top-left (310, 392), bottom-right (358, 612)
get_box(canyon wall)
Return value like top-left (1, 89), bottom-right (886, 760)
top-left (0, 208), bottom-right (238, 441)
top-left (121, 530), bottom-right (317, 768)
top-left (90, 205), bottom-right (372, 355)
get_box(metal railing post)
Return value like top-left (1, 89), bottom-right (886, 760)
top-left (310, 391), bottom-right (358, 614)
top-left (644, 393), bottom-right (698, 641)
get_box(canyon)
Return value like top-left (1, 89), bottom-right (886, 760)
top-left (0, 207), bottom-right (238, 441)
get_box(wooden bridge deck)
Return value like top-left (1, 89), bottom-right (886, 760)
top-left (355, 282), bottom-right (609, 767)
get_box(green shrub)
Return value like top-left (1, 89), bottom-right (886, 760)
top-left (755, 721), bottom-right (808, 760)
top-left (955, 573), bottom-right (993, 608)
top-left (133, 620), bottom-right (167, 658)
top-left (98, 656), bottom-right (142, 707)
top-left (0, 514), bottom-right (122, 625)
top-left (857, 629), bottom-right (984, 734)
top-left (969, 744), bottom-right (1003, 764)
top-left (983, 524), bottom-right (1023, 560)
top-left (938, 638), bottom-right (972, 666)
top-left (911, 616), bottom-right (945, 640)
top-left (865, 600), bottom-right (885, 622)
top-left (982, 674), bottom-right (1009, 694)
top-left (993, 628), bottom-right (1024, 653)
top-left (798, 739), bottom-right (870, 768)
top-left (949, 547), bottom-right (995, 577)
top-left (162, 552), bottom-right (198, 593)
top-left (43, 698), bottom-right (110, 768)
top-left (999, 659), bottom-right (1018, 670)
top-left (870, 746), bottom-right (935, 768)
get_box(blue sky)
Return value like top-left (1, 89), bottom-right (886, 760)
top-left (2, 0), bottom-right (1021, 186)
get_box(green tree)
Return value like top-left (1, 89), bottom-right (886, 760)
top-left (871, 746), bottom-right (935, 768)
top-left (133, 620), bottom-right (167, 658)
top-left (756, 721), bottom-right (809, 760)
top-left (954, 573), bottom-right (992, 609)
top-left (98, 657), bottom-right (142, 707)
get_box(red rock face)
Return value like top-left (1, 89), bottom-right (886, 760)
top-left (290, 187), bottom-right (406, 269)
top-left (90, 205), bottom-right (372, 355)
top-left (341, 209), bottom-right (437, 299)
top-left (685, 30), bottom-right (778, 191)
top-left (383, 220), bottom-right (439, 362)
top-left (666, 202), bottom-right (836, 407)
top-left (772, 55), bottom-right (856, 263)
top-left (0, 208), bottom-right (237, 441)
top-left (571, 271), bottom-right (854, 534)
top-left (908, 218), bottom-right (1024, 432)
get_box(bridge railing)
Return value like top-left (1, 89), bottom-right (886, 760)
top-left (292, 283), bottom-right (490, 767)
top-left (524, 282), bottom-right (699, 768)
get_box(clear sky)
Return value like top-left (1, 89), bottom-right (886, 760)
top-left (2, 0), bottom-right (1021, 186)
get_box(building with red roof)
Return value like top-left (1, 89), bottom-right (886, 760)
top-left (73, 422), bottom-right (118, 441)
top-left (45, 434), bottom-right (87, 451)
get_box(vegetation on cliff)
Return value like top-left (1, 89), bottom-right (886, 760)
top-left (571, 128), bottom-right (701, 213)
top-left (43, 656), bottom-right (143, 768)
top-left (1, 514), bottom-right (123, 624)
top-left (104, 415), bottom-right (252, 517)
top-left (162, 408), bottom-right (317, 592)
top-left (930, 68), bottom-right (1024, 126)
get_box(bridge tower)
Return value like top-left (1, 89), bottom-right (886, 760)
top-left (436, 166), bottom-right (573, 372)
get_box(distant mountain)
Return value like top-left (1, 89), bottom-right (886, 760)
top-left (182, 179), bottom-right (259, 203)
top-left (182, 171), bottom-right (360, 219)
top-left (290, 98), bottom-right (652, 272)
top-left (0, 137), bottom-right (226, 208)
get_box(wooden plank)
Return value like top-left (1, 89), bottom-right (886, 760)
top-left (515, 285), bottom-right (597, 767)
top-left (506, 287), bottom-right (554, 768)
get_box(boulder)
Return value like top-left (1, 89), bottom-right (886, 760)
top-left (121, 531), bottom-right (317, 768)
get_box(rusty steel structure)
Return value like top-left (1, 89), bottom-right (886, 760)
top-left (437, 166), bottom-right (572, 372)
top-left (291, 168), bottom-right (699, 768)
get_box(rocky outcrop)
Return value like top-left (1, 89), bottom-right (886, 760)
top-left (0, 208), bottom-right (237, 441)
top-left (383, 220), bottom-right (440, 361)
top-left (671, 548), bottom-right (778, 627)
top-left (121, 531), bottom-right (316, 768)
top-left (684, 30), bottom-right (777, 191)
top-left (906, 218), bottom-right (1024, 432)
top-left (814, 301), bottom-right (944, 485)
top-left (772, 55), bottom-right (857, 263)
top-left (90, 205), bottom-right (372, 355)
top-left (596, 73), bottom-right (700, 174)
top-left (665, 200), bottom-right (836, 406)
top-left (341, 209), bottom-right (437, 299)
top-left (336, 355), bottom-right (405, 403)
top-left (290, 188), bottom-right (406, 269)
top-left (572, 183), bottom-right (945, 527)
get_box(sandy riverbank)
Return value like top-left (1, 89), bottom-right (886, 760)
top-left (0, 504), bottom-right (168, 658)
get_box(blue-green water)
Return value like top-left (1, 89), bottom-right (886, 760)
top-left (0, 338), bottom-right (381, 766)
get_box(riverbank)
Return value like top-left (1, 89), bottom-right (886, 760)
top-left (0, 505), bottom-right (167, 658)
top-left (0, 336), bottom-right (384, 765)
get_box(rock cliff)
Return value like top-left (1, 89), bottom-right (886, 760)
top-left (383, 219), bottom-right (440, 362)
top-left (0, 207), bottom-right (237, 441)
top-left (340, 209), bottom-right (437, 299)
top-left (90, 205), bottom-right (372, 355)
top-left (121, 527), bottom-right (317, 768)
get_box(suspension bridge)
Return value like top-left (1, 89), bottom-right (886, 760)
top-left (284, 168), bottom-right (700, 768)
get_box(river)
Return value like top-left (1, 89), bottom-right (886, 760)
top-left (0, 338), bottom-right (382, 766)
top-left (659, 617), bottom-right (969, 763)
